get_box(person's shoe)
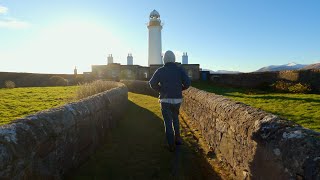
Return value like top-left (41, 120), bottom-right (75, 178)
top-left (175, 136), bottom-right (183, 145)
top-left (168, 144), bottom-right (175, 152)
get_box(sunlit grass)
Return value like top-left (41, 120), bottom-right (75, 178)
top-left (0, 86), bottom-right (78, 125)
top-left (192, 82), bottom-right (320, 132)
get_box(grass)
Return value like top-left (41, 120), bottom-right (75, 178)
top-left (0, 86), bottom-right (78, 125)
top-left (67, 92), bottom-right (223, 179)
top-left (3, 83), bottom-right (316, 178)
top-left (192, 81), bottom-right (320, 132)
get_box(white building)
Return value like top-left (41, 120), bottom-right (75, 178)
top-left (147, 10), bottom-right (163, 66)
top-left (107, 54), bottom-right (113, 64)
top-left (182, 52), bottom-right (188, 64)
top-left (127, 54), bottom-right (133, 65)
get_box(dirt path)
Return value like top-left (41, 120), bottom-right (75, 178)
top-left (67, 92), bottom-right (223, 179)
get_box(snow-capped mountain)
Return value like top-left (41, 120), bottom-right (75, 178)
top-left (212, 70), bottom-right (241, 74)
top-left (202, 69), bottom-right (241, 74)
top-left (256, 63), bottom-right (307, 72)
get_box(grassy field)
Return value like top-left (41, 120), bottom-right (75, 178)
top-left (0, 86), bottom-right (78, 125)
top-left (192, 82), bottom-right (320, 132)
top-left (2, 83), bottom-right (319, 132)
top-left (67, 92), bottom-right (223, 179)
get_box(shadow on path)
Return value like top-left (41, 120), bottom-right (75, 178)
top-left (66, 93), bottom-right (221, 179)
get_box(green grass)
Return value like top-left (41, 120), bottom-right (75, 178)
top-left (192, 82), bottom-right (320, 132)
top-left (67, 92), bottom-right (222, 179)
top-left (0, 86), bottom-right (78, 125)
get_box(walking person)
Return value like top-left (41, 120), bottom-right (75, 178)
top-left (149, 50), bottom-right (191, 152)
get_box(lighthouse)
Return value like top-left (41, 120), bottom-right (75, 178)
top-left (147, 10), bottom-right (162, 66)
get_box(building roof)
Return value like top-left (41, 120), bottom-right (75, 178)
top-left (150, 10), bottom-right (160, 19)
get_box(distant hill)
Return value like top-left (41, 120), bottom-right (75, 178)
top-left (301, 63), bottom-right (320, 70)
top-left (202, 69), bottom-right (241, 74)
top-left (256, 63), bottom-right (307, 72)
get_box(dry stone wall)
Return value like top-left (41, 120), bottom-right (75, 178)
top-left (0, 72), bottom-right (77, 87)
top-left (209, 70), bottom-right (320, 93)
top-left (181, 87), bottom-right (320, 180)
top-left (0, 83), bottom-right (128, 179)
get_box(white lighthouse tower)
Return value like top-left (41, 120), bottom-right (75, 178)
top-left (147, 10), bottom-right (162, 66)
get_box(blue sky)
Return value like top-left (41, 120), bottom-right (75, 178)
top-left (1, 0), bottom-right (320, 74)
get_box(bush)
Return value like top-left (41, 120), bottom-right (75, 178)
top-left (272, 80), bottom-right (311, 93)
top-left (49, 76), bottom-right (68, 86)
top-left (288, 83), bottom-right (311, 93)
top-left (4, 80), bottom-right (16, 88)
top-left (76, 80), bottom-right (121, 99)
top-left (272, 80), bottom-right (291, 92)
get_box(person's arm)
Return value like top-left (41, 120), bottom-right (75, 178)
top-left (181, 68), bottom-right (191, 90)
top-left (149, 69), bottom-right (161, 92)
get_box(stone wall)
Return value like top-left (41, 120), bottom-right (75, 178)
top-left (0, 72), bottom-right (79, 88)
top-left (182, 64), bottom-right (200, 81)
top-left (0, 83), bottom-right (128, 179)
top-left (181, 87), bottom-right (320, 180)
top-left (209, 71), bottom-right (278, 89)
top-left (209, 70), bottom-right (320, 93)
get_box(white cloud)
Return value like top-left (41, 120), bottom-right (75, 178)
top-left (0, 18), bottom-right (30, 29)
top-left (0, 5), bottom-right (30, 29)
top-left (0, 5), bottom-right (8, 14)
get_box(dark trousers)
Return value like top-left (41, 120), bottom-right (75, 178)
top-left (160, 102), bottom-right (181, 146)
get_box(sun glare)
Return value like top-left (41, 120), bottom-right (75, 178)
top-left (2, 19), bottom-right (131, 73)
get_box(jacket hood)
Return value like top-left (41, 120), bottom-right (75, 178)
top-left (163, 50), bottom-right (176, 64)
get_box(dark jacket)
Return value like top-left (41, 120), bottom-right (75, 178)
top-left (149, 62), bottom-right (191, 99)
